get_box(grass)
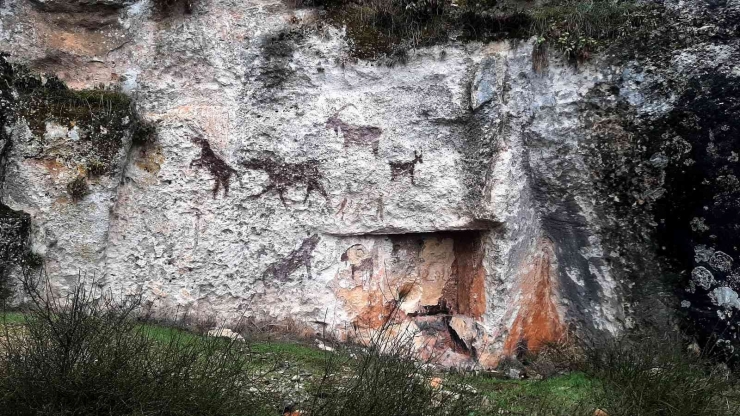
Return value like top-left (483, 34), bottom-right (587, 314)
top-left (470, 372), bottom-right (595, 412)
top-left (0, 312), bottom-right (25, 325)
top-left (2, 280), bottom-right (740, 416)
top-left (4, 307), bottom-right (740, 415)
top-left (581, 333), bottom-right (740, 416)
top-left (0, 308), bottom-right (593, 415)
top-left (137, 322), bottom-right (201, 343)
top-left (299, 0), bottom-right (656, 65)
top-left (133, 321), bottom-right (331, 371)
top-left (251, 339), bottom-right (330, 371)
top-left (0, 277), bottom-right (272, 416)
top-left (529, 0), bottom-right (655, 64)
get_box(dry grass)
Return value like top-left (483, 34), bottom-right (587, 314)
top-left (293, 0), bottom-right (654, 64)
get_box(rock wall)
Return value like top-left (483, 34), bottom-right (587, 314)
top-left (1, 0), bottom-right (739, 366)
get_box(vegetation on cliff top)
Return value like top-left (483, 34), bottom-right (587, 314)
top-left (295, 0), bottom-right (657, 65)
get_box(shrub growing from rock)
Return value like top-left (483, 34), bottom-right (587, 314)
top-left (66, 175), bottom-right (89, 201)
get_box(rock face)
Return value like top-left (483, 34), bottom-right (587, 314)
top-left (1, 0), bottom-right (739, 366)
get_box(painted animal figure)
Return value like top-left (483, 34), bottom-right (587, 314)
top-left (190, 137), bottom-right (238, 198)
top-left (242, 152), bottom-right (328, 206)
top-left (325, 109), bottom-right (382, 155)
top-left (262, 234), bottom-right (321, 282)
top-left (389, 151), bottom-right (423, 185)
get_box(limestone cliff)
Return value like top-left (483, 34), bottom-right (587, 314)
top-left (1, 0), bottom-right (739, 367)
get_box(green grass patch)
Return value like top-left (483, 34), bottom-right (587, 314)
top-left (138, 323), bottom-right (201, 343)
top-left (251, 339), bottom-right (331, 371)
top-left (5, 309), bottom-right (740, 416)
top-left (1, 312), bottom-right (26, 325)
top-left (471, 372), bottom-right (596, 413)
top-left (5, 312), bottom-right (328, 367)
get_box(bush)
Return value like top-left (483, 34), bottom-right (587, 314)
top-left (2, 271), bottom-right (739, 416)
top-left (530, 0), bottom-right (654, 64)
top-left (305, 302), bottom-right (479, 416)
top-left (131, 118), bottom-right (157, 146)
top-left (459, 332), bottom-right (740, 416)
top-left (323, 0), bottom-right (449, 61)
top-left (0, 274), bottom-right (271, 416)
top-left (151, 0), bottom-right (197, 15)
top-left (580, 331), bottom-right (740, 416)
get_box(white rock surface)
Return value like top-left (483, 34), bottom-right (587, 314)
top-left (207, 328), bottom-right (245, 341)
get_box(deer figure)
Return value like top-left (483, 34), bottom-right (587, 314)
top-left (325, 105), bottom-right (382, 155)
top-left (189, 137), bottom-right (238, 199)
top-left (241, 152), bottom-right (328, 206)
top-left (389, 151), bottom-right (423, 185)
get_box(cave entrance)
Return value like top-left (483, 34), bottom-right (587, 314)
top-left (385, 230), bottom-right (487, 319)
top-left (336, 230), bottom-right (487, 327)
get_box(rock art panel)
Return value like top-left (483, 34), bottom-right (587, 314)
top-left (13, 0), bottom-right (738, 367)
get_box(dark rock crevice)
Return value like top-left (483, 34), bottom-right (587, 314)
top-left (579, 13), bottom-right (740, 358)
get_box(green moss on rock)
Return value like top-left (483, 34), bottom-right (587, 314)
top-left (1, 54), bottom-right (155, 176)
top-left (66, 175), bottom-right (90, 202)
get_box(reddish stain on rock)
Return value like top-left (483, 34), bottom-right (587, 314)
top-left (503, 239), bottom-right (565, 355)
top-left (335, 232), bottom-right (488, 361)
top-left (351, 289), bottom-right (403, 329)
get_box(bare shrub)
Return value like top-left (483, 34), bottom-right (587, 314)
top-left (581, 331), bottom-right (740, 416)
top-left (305, 300), bottom-right (479, 416)
top-left (0, 272), bottom-right (272, 416)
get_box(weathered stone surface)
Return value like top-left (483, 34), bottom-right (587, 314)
top-left (1, 0), bottom-right (739, 366)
